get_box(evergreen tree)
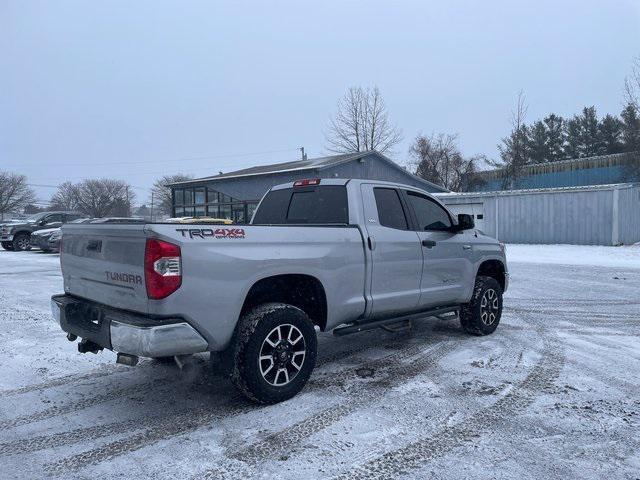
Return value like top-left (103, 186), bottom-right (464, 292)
top-left (621, 103), bottom-right (640, 152)
top-left (543, 114), bottom-right (565, 161)
top-left (564, 116), bottom-right (582, 159)
top-left (579, 106), bottom-right (603, 157)
top-left (598, 114), bottom-right (623, 154)
top-left (527, 121), bottom-right (549, 163)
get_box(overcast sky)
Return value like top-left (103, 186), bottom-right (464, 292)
top-left (2, 0), bottom-right (639, 206)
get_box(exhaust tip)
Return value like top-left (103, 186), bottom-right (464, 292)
top-left (116, 353), bottom-right (139, 367)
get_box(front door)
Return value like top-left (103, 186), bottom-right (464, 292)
top-left (402, 190), bottom-right (474, 308)
top-left (361, 184), bottom-right (422, 318)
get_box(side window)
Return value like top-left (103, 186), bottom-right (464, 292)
top-left (373, 188), bottom-right (408, 230)
top-left (406, 192), bottom-right (452, 231)
top-left (45, 214), bottom-right (63, 224)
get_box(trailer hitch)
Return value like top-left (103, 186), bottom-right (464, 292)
top-left (77, 338), bottom-right (103, 354)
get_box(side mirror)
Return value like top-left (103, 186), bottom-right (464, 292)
top-left (39, 219), bottom-right (47, 226)
top-left (454, 214), bottom-right (474, 232)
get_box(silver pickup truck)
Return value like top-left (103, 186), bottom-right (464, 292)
top-left (51, 178), bottom-right (508, 403)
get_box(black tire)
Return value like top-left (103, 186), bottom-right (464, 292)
top-left (1, 241), bottom-right (14, 251)
top-left (460, 276), bottom-right (503, 336)
top-left (41, 248), bottom-right (51, 253)
top-left (12, 233), bottom-right (31, 251)
top-left (225, 303), bottom-right (317, 404)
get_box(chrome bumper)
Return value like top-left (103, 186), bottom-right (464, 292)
top-left (51, 295), bottom-right (208, 358)
top-left (110, 320), bottom-right (208, 357)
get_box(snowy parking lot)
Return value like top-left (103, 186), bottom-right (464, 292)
top-left (0, 245), bottom-right (639, 479)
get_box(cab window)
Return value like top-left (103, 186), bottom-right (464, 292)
top-left (373, 188), bottom-right (408, 230)
top-left (405, 191), bottom-right (452, 231)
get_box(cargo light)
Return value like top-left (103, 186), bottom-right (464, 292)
top-left (293, 178), bottom-right (321, 187)
top-left (145, 238), bottom-right (182, 299)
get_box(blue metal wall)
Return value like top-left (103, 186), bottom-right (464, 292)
top-left (479, 165), bottom-right (627, 191)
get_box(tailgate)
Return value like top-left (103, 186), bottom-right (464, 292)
top-left (60, 224), bottom-right (149, 313)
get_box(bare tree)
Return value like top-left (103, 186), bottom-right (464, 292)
top-left (325, 86), bottom-right (402, 154)
top-left (490, 91), bottom-right (529, 189)
top-left (408, 133), bottom-right (486, 192)
top-left (50, 181), bottom-right (80, 211)
top-left (0, 172), bottom-right (36, 220)
top-left (624, 55), bottom-right (640, 110)
top-left (151, 174), bottom-right (193, 215)
top-left (69, 179), bottom-right (134, 218)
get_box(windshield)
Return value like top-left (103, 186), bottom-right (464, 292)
top-left (24, 213), bottom-right (48, 222)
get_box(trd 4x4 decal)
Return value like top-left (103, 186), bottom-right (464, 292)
top-left (176, 228), bottom-right (246, 239)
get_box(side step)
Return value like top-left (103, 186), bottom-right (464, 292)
top-left (333, 305), bottom-right (459, 337)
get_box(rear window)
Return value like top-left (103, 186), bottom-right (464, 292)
top-left (253, 185), bottom-right (349, 224)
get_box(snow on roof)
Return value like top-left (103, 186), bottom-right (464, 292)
top-left (435, 182), bottom-right (639, 198)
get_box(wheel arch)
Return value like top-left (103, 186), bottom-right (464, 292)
top-left (240, 274), bottom-right (328, 331)
top-left (476, 259), bottom-right (506, 291)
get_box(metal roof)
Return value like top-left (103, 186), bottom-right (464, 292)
top-left (168, 152), bottom-right (369, 185)
top-left (167, 150), bottom-right (449, 192)
top-left (435, 182), bottom-right (639, 198)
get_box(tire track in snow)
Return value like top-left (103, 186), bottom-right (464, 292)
top-left (0, 377), bottom-right (175, 430)
top-left (42, 330), bottom-right (455, 473)
top-left (1, 329), bottom-right (443, 457)
top-left (331, 323), bottom-right (564, 480)
top-left (221, 341), bottom-right (459, 469)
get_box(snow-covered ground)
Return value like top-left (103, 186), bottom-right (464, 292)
top-left (0, 245), bottom-right (638, 479)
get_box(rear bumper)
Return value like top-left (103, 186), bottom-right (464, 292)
top-left (30, 236), bottom-right (51, 249)
top-left (50, 294), bottom-right (208, 357)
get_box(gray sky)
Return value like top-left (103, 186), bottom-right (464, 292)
top-left (2, 0), bottom-right (639, 206)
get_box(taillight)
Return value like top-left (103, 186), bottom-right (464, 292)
top-left (144, 238), bottom-right (182, 299)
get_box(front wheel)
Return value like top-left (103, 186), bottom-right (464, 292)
top-left (225, 303), bottom-right (317, 404)
top-left (13, 233), bottom-right (31, 251)
top-left (1, 241), bottom-right (14, 251)
top-left (460, 276), bottom-right (503, 335)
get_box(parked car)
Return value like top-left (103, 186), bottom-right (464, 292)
top-left (30, 227), bottom-right (65, 252)
top-left (165, 217), bottom-right (233, 224)
top-left (51, 178), bottom-right (508, 404)
top-left (46, 218), bottom-right (146, 253)
top-left (0, 211), bottom-right (84, 251)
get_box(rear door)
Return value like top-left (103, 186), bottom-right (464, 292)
top-left (402, 190), bottom-right (473, 307)
top-left (61, 224), bottom-right (149, 312)
top-left (361, 184), bottom-right (422, 317)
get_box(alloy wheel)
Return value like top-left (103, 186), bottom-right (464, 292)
top-left (480, 288), bottom-right (500, 325)
top-left (259, 324), bottom-right (306, 386)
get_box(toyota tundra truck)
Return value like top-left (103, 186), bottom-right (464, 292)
top-left (51, 178), bottom-right (508, 404)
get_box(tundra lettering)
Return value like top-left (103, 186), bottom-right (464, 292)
top-left (105, 271), bottom-right (143, 285)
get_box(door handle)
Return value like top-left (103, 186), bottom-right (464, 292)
top-left (421, 239), bottom-right (436, 248)
top-left (463, 245), bottom-right (472, 250)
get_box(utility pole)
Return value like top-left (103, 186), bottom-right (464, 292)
top-left (150, 191), bottom-right (154, 222)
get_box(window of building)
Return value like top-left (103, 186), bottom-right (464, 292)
top-left (195, 188), bottom-right (205, 204)
top-left (374, 188), bottom-right (408, 230)
top-left (174, 189), bottom-right (184, 205)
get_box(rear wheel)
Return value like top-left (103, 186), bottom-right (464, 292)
top-left (1, 241), bottom-right (14, 251)
top-left (225, 303), bottom-right (317, 404)
top-left (460, 276), bottom-right (503, 335)
top-left (13, 233), bottom-right (31, 251)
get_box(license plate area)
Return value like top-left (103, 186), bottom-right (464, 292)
top-left (66, 302), bottom-right (104, 332)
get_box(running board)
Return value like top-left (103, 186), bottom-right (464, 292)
top-left (332, 305), bottom-right (459, 337)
